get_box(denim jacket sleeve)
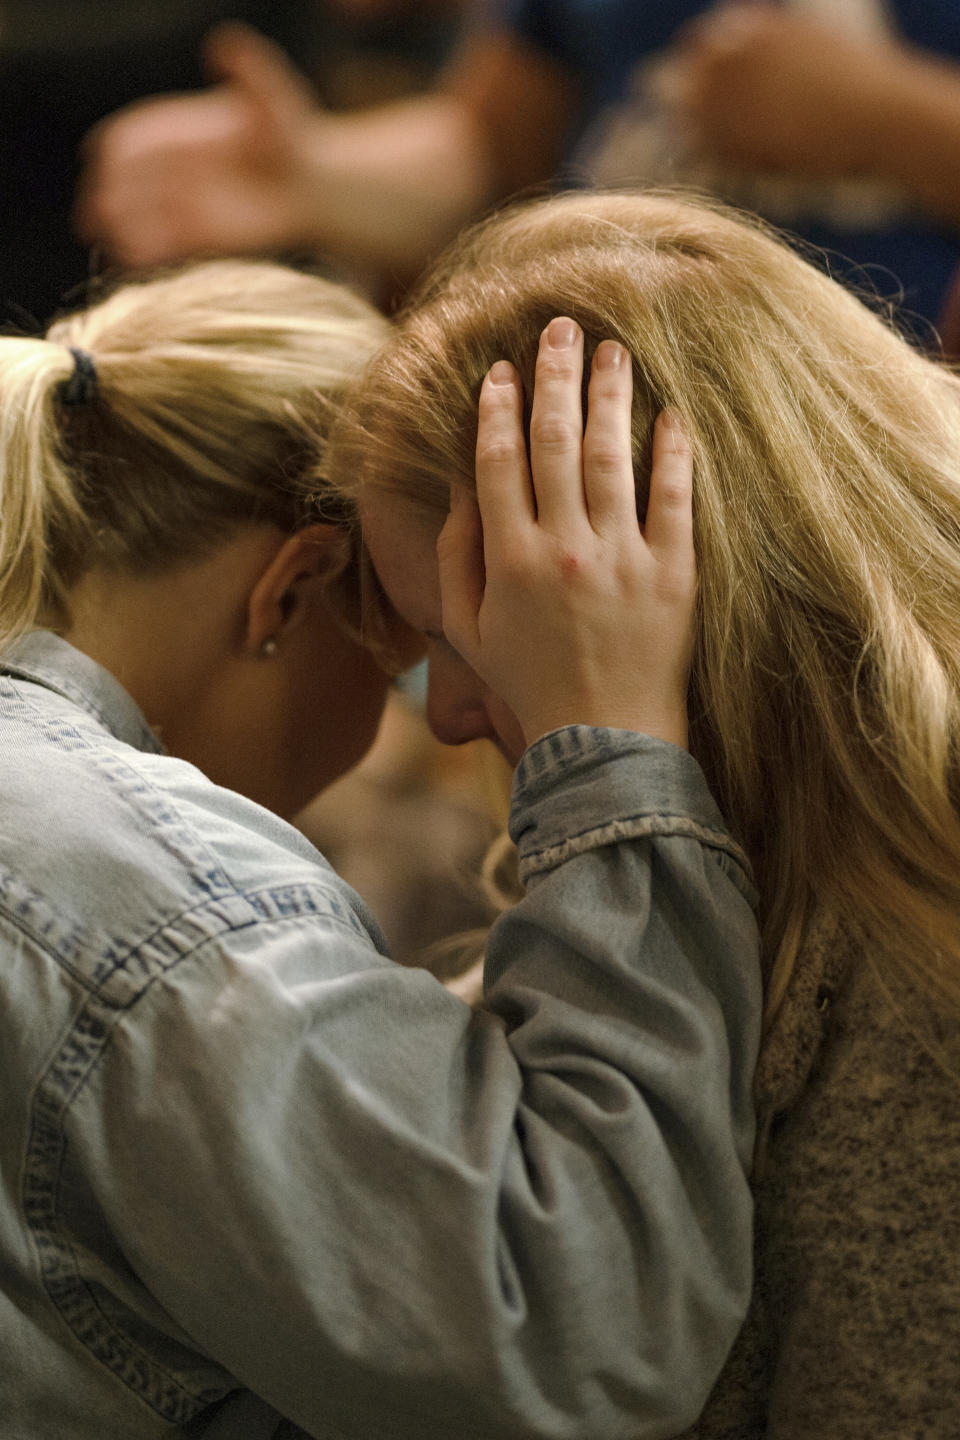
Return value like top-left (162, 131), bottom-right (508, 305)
top-left (63, 726), bottom-right (760, 1440)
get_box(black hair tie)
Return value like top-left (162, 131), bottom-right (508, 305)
top-left (59, 347), bottom-right (99, 406)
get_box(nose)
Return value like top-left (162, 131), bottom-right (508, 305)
top-left (425, 647), bottom-right (498, 748)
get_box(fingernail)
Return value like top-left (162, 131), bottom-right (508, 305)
top-left (488, 360), bottom-right (516, 386)
top-left (593, 340), bottom-right (625, 371)
top-left (661, 406), bottom-right (687, 434)
top-left (545, 317), bottom-right (578, 349)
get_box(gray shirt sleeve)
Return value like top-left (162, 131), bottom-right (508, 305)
top-left (70, 727), bottom-right (760, 1440)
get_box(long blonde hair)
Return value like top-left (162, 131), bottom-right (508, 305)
top-left (0, 259), bottom-right (389, 649)
top-left (330, 190), bottom-right (960, 1029)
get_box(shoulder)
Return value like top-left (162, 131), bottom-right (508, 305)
top-left (746, 933), bottom-right (960, 1431)
top-left (0, 674), bottom-right (385, 998)
top-left (758, 917), bottom-right (960, 1207)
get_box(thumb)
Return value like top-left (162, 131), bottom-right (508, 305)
top-left (437, 488), bottom-right (484, 659)
top-left (203, 22), bottom-right (321, 128)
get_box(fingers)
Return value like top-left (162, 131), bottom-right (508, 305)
top-left (643, 410), bottom-right (695, 572)
top-left (527, 317), bottom-right (586, 529)
top-left (512, 320), bottom-right (635, 534)
top-left (478, 325), bottom-right (685, 560)
top-left (474, 361), bottom-right (535, 548)
top-left (461, 334), bottom-right (696, 751)
top-left (683, 1), bottom-right (768, 56)
top-left (582, 339), bottom-right (636, 529)
top-left (203, 22), bottom-right (319, 121)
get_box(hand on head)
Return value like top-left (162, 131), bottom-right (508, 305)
top-left (438, 317), bottom-right (695, 752)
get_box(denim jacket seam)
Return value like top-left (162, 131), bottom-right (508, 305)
top-left (2, 873), bottom-right (367, 1001)
top-left (21, 893), bottom-right (368, 1425)
top-left (519, 811), bottom-right (753, 893)
top-left (5, 676), bottom-right (238, 903)
top-left (13, 681), bottom-right (250, 902)
top-left (513, 724), bottom-right (622, 783)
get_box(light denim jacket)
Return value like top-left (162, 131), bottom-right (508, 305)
top-left (0, 633), bottom-right (760, 1440)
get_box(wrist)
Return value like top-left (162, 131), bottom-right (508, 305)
top-left (522, 707), bottom-right (689, 753)
top-left (286, 114), bottom-right (342, 250)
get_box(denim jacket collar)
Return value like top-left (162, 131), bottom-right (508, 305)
top-left (0, 630), bottom-right (165, 756)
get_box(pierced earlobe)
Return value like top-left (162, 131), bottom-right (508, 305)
top-left (260, 638), bottom-right (279, 659)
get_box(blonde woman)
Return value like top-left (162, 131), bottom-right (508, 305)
top-left (0, 258), bottom-right (760, 1437)
top-left (333, 190), bottom-right (960, 1438)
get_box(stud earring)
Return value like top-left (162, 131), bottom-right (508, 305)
top-left (261, 638), bottom-right (279, 658)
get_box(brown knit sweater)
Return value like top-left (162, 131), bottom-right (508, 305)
top-left (684, 911), bottom-right (960, 1438)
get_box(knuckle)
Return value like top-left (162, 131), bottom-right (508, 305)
top-left (493, 539), bottom-right (535, 585)
top-left (654, 558), bottom-right (698, 604)
top-left (536, 351), bottom-right (579, 383)
top-left (556, 548), bottom-right (585, 580)
top-left (547, 534), bottom-right (596, 578)
top-left (500, 534), bottom-right (534, 570)
top-left (655, 475), bottom-right (692, 509)
top-left (583, 441), bottom-right (627, 478)
top-left (477, 384), bottom-right (517, 419)
top-left (475, 436), bottom-right (523, 469)
top-left (662, 432), bottom-right (693, 461)
top-left (589, 367), bottom-right (631, 399)
top-left (529, 415), bottom-right (580, 453)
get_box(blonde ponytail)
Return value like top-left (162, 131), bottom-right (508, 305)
top-left (0, 259), bottom-right (389, 652)
top-left (0, 340), bottom-right (91, 647)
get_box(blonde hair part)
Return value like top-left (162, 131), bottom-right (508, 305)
top-left (0, 259), bottom-right (389, 649)
top-left (330, 190), bottom-right (960, 1033)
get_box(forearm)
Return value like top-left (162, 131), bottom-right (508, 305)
top-left (80, 730), bottom-right (759, 1438)
top-left (297, 31), bottom-right (574, 275)
top-left (76, 27), bottom-right (573, 276)
top-left (297, 92), bottom-right (498, 274)
top-left (482, 727), bottom-right (761, 1433)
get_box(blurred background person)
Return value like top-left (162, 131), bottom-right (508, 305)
top-left (78, 0), bottom-right (960, 330)
top-left (0, 0), bottom-right (465, 324)
top-left (0, 0), bottom-right (306, 323)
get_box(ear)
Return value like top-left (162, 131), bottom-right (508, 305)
top-left (245, 523), bottom-right (351, 654)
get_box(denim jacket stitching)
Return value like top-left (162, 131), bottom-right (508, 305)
top-left (21, 892), bottom-right (368, 1425)
top-left (6, 670), bottom-right (254, 907)
top-left (87, 746), bottom-right (241, 904)
top-left (513, 725), bottom-right (623, 797)
top-left (520, 812), bottom-right (754, 898)
top-left (2, 850), bottom-right (368, 1000)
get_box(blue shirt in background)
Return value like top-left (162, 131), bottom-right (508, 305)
top-left (499, 0), bottom-right (960, 327)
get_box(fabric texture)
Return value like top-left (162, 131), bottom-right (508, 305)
top-left (680, 909), bottom-right (960, 1438)
top-left (0, 632), bottom-right (761, 1440)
